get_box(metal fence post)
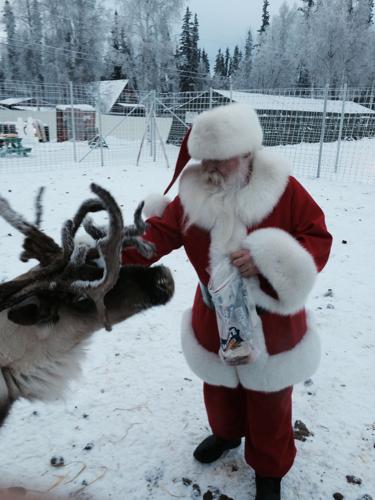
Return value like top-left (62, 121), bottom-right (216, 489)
top-left (229, 76), bottom-right (233, 102)
top-left (69, 81), bottom-right (77, 162)
top-left (317, 84), bottom-right (329, 178)
top-left (152, 90), bottom-right (157, 162)
top-left (209, 87), bottom-right (213, 109)
top-left (334, 83), bottom-right (347, 173)
top-left (97, 82), bottom-right (104, 167)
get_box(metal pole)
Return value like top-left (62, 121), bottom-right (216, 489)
top-left (229, 76), bottom-right (233, 102)
top-left (317, 84), bottom-right (329, 178)
top-left (152, 91), bottom-right (157, 162)
top-left (97, 82), bottom-right (104, 167)
top-left (334, 83), bottom-right (347, 173)
top-left (148, 94), bottom-right (154, 157)
top-left (69, 81), bottom-right (77, 162)
top-left (209, 87), bottom-right (213, 109)
top-left (154, 116), bottom-right (170, 169)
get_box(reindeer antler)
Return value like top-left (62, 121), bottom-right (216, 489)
top-left (0, 184), bottom-right (126, 330)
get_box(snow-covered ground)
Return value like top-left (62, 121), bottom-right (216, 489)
top-left (0, 145), bottom-right (374, 500)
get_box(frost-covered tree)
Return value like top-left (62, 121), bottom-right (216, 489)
top-left (41, 0), bottom-right (105, 84)
top-left (13, 0), bottom-right (44, 82)
top-left (119, 0), bottom-right (183, 92)
top-left (233, 29), bottom-right (253, 87)
top-left (2, 0), bottom-right (20, 80)
top-left (251, 2), bottom-right (300, 88)
top-left (304, 0), bottom-right (372, 87)
top-left (103, 10), bottom-right (137, 85)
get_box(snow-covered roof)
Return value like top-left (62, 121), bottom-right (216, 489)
top-left (213, 90), bottom-right (375, 114)
top-left (13, 106), bottom-right (55, 112)
top-left (85, 79), bottom-right (129, 113)
top-left (0, 97), bottom-right (32, 106)
top-left (56, 104), bottom-right (95, 111)
top-left (117, 103), bottom-right (145, 109)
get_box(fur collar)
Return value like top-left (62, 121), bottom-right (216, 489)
top-left (179, 149), bottom-right (291, 232)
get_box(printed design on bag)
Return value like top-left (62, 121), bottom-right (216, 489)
top-left (220, 326), bottom-right (245, 352)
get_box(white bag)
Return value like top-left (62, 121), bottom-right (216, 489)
top-left (208, 259), bottom-right (261, 366)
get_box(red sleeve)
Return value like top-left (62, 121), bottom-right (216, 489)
top-left (121, 196), bottom-right (184, 266)
top-left (290, 177), bottom-right (332, 272)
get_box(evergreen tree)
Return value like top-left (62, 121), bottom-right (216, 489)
top-left (224, 47), bottom-right (231, 77)
top-left (176, 8), bottom-right (201, 91)
top-left (299, 0), bottom-right (315, 16)
top-left (367, 0), bottom-right (374, 24)
top-left (107, 11), bottom-right (125, 80)
top-left (214, 49), bottom-right (225, 76)
top-left (230, 45), bottom-right (242, 75)
top-left (201, 49), bottom-right (210, 74)
top-left (258, 0), bottom-right (270, 33)
top-left (191, 14), bottom-right (200, 69)
top-left (177, 7), bottom-right (193, 91)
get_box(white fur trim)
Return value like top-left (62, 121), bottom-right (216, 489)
top-left (188, 103), bottom-right (263, 160)
top-left (242, 228), bottom-right (317, 315)
top-left (181, 308), bottom-right (321, 392)
top-left (181, 309), bottom-right (239, 388)
top-left (179, 150), bottom-right (290, 234)
top-left (143, 193), bottom-right (170, 219)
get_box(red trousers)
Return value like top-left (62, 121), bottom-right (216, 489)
top-left (203, 383), bottom-right (296, 477)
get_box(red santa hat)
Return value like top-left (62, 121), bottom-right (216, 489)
top-left (164, 103), bottom-right (263, 194)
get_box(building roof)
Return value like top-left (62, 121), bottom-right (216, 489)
top-left (0, 97), bottom-right (32, 106)
top-left (213, 89), bottom-right (375, 114)
top-left (85, 79), bottom-right (129, 113)
top-left (56, 104), bottom-right (95, 111)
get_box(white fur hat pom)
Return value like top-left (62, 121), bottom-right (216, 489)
top-left (142, 193), bottom-right (170, 219)
top-left (188, 103), bottom-right (263, 161)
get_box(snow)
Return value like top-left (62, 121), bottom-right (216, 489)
top-left (0, 98), bottom-right (33, 106)
top-left (85, 80), bottom-right (129, 114)
top-left (214, 90), bottom-right (375, 115)
top-left (56, 105), bottom-right (96, 112)
top-left (117, 103), bottom-right (146, 109)
top-left (0, 145), bottom-right (374, 500)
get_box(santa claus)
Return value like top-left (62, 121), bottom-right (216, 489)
top-left (122, 103), bottom-right (332, 500)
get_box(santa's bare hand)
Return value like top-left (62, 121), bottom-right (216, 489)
top-left (230, 249), bottom-right (259, 278)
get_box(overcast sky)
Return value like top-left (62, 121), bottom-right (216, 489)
top-left (0, 0), bottom-right (294, 63)
top-left (187, 0), bottom-right (294, 61)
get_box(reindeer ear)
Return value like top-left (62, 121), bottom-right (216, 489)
top-left (7, 296), bottom-right (51, 326)
top-left (8, 301), bottom-right (41, 325)
top-left (143, 194), bottom-right (170, 219)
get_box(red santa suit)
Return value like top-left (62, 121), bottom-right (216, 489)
top-left (122, 104), bottom-right (332, 478)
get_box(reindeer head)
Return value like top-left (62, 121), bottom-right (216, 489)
top-left (0, 185), bottom-right (174, 426)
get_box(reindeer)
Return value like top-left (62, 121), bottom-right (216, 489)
top-left (0, 183), bottom-right (174, 427)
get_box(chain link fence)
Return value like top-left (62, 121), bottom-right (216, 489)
top-left (0, 80), bottom-right (374, 183)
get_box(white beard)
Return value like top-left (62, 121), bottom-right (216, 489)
top-left (201, 157), bottom-right (250, 193)
top-left (184, 158), bottom-right (251, 230)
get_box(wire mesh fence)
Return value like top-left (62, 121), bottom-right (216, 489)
top-left (0, 80), bottom-right (374, 183)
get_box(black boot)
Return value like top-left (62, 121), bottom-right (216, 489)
top-left (193, 434), bottom-right (241, 464)
top-left (255, 474), bottom-right (281, 500)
